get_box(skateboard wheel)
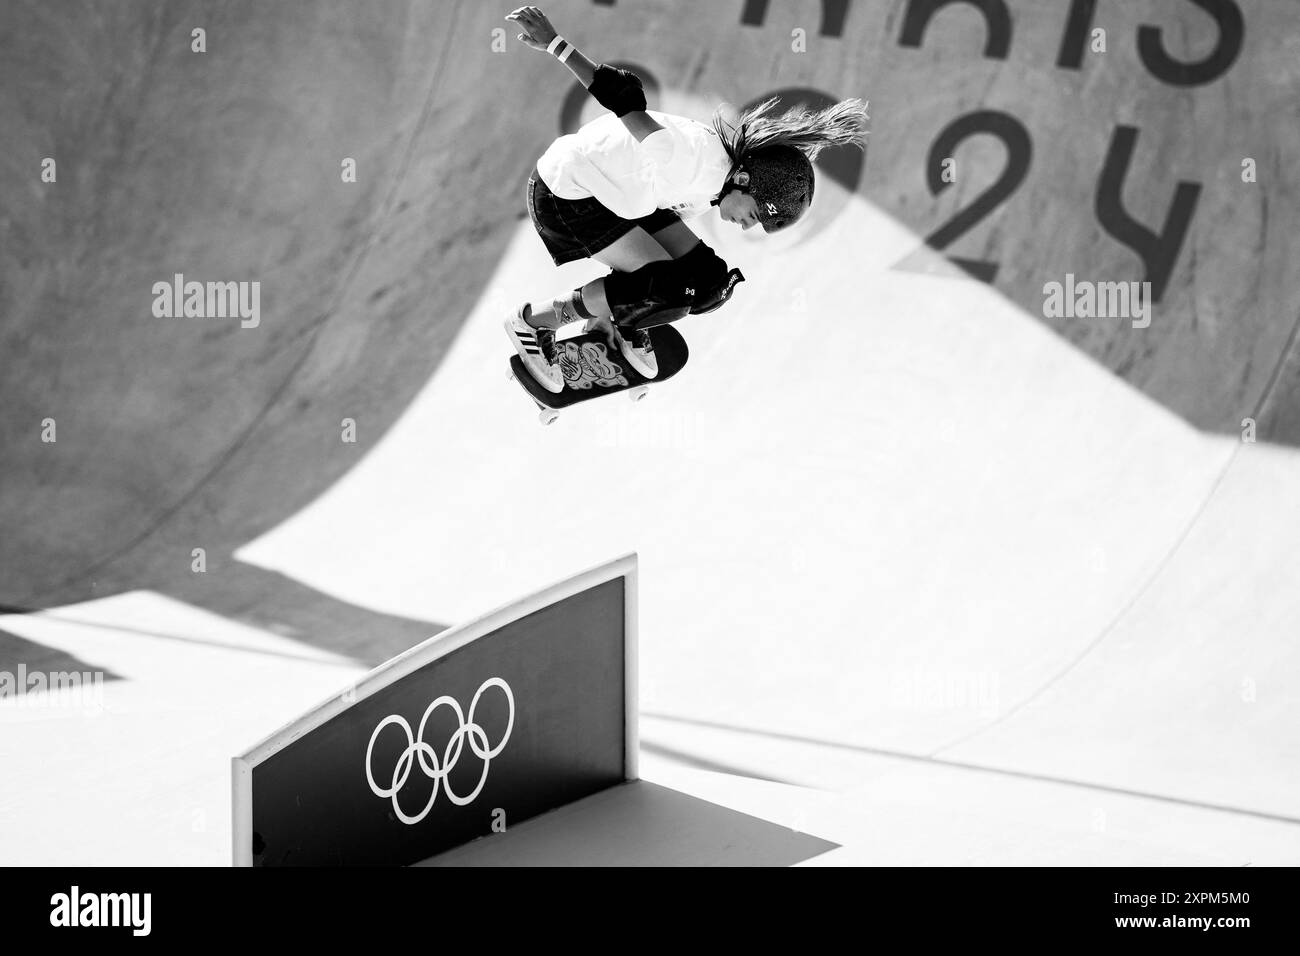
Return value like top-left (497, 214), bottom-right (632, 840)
top-left (629, 385), bottom-right (650, 403)
top-left (539, 409), bottom-right (560, 426)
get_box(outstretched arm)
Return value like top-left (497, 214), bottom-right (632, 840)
top-left (507, 6), bottom-right (663, 142)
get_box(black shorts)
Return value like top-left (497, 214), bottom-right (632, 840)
top-left (527, 167), bottom-right (680, 266)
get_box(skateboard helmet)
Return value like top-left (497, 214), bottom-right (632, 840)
top-left (741, 145), bottom-right (814, 233)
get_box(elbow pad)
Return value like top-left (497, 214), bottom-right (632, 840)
top-left (588, 64), bottom-right (647, 117)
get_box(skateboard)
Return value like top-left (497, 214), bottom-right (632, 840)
top-left (509, 324), bottom-right (690, 425)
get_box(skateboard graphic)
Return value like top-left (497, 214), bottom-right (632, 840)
top-left (509, 324), bottom-right (689, 424)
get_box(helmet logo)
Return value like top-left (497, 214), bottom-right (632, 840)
top-left (764, 201), bottom-right (778, 216)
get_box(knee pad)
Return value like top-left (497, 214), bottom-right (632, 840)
top-left (603, 242), bottom-right (744, 328)
top-left (676, 241), bottom-right (745, 315)
top-left (604, 259), bottom-right (695, 327)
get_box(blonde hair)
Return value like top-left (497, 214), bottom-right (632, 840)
top-left (711, 96), bottom-right (868, 167)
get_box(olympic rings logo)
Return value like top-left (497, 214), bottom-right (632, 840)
top-left (365, 677), bottom-right (515, 825)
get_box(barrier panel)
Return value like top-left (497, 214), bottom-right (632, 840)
top-left (232, 554), bottom-right (637, 866)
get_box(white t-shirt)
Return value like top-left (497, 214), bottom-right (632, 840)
top-left (536, 110), bottom-right (733, 221)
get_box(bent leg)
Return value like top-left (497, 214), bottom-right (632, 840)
top-left (601, 231), bottom-right (745, 328)
top-left (527, 227), bottom-right (671, 328)
top-left (582, 226), bottom-right (674, 317)
top-left (584, 224), bottom-right (699, 318)
top-left (649, 219), bottom-right (704, 258)
top-left (593, 226), bottom-right (675, 271)
top-left (525, 221), bottom-right (729, 332)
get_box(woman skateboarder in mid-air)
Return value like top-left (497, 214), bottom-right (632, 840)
top-left (504, 5), bottom-right (867, 392)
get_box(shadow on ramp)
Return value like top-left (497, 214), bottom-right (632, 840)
top-left (417, 781), bottom-right (837, 867)
top-left (0, 629), bottom-right (123, 682)
top-left (2, 560), bottom-right (446, 671)
top-left (162, 560), bottom-right (446, 666)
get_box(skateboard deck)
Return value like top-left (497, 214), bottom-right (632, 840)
top-left (509, 324), bottom-right (689, 422)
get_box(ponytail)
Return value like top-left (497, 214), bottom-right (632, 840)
top-left (712, 96), bottom-right (868, 169)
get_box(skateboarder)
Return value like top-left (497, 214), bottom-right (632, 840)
top-left (503, 5), bottom-right (867, 393)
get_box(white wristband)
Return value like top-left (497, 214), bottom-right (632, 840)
top-left (547, 36), bottom-right (574, 62)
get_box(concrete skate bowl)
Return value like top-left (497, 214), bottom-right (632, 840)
top-left (581, 0), bottom-right (1299, 438)
top-left (0, 0), bottom-right (570, 622)
top-left (2, 0), bottom-right (1297, 621)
